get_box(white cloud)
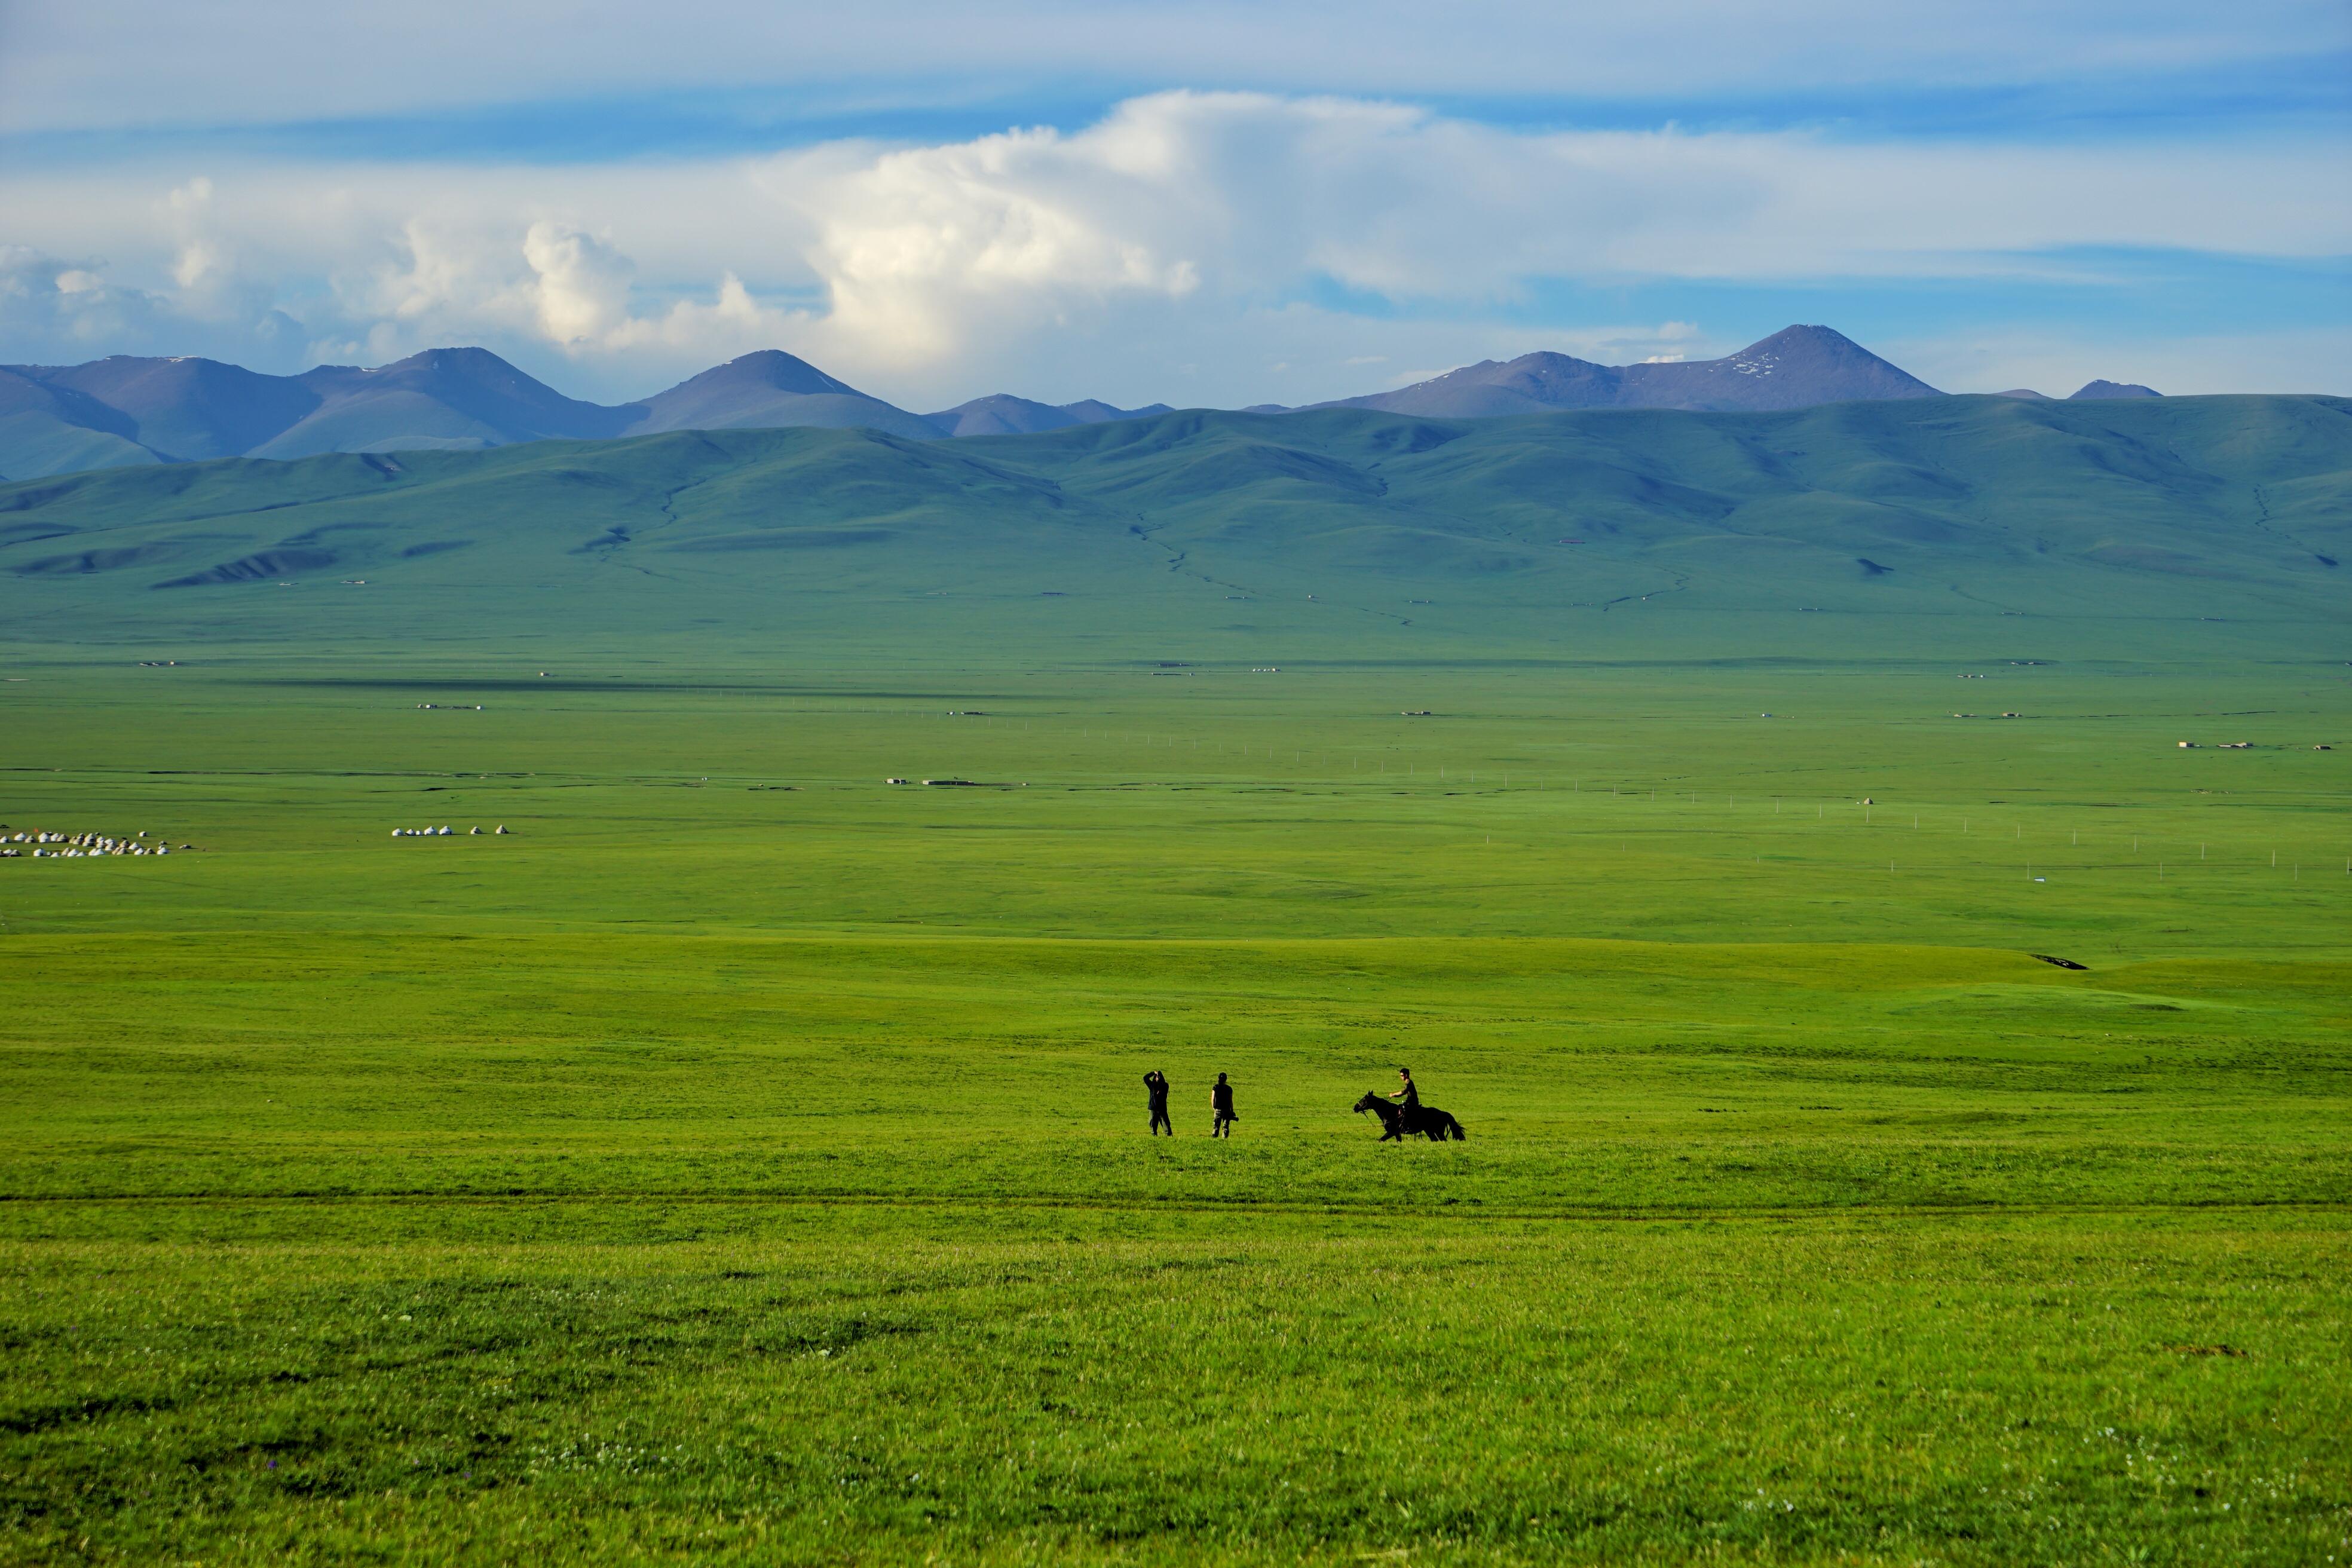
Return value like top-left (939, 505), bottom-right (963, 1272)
top-left (519, 221), bottom-right (630, 345)
top-left (0, 245), bottom-right (181, 356)
top-left (780, 124), bottom-right (1205, 369)
top-left (0, 91), bottom-right (2344, 402)
top-left (161, 177), bottom-right (227, 295)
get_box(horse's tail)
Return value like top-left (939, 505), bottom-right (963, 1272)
top-left (1444, 1114), bottom-right (1466, 1141)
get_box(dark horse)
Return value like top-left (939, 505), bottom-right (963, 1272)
top-left (1352, 1091), bottom-right (1466, 1142)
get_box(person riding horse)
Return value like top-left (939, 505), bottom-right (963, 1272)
top-left (1353, 1067), bottom-right (1465, 1141)
top-left (1352, 1089), bottom-right (1464, 1141)
top-left (1389, 1067), bottom-right (1420, 1116)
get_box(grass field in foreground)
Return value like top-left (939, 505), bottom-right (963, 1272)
top-left (2, 654), bottom-right (2347, 1564)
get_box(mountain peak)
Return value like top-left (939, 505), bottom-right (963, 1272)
top-left (29, 353), bottom-right (324, 461)
top-left (1735, 323), bottom-right (1864, 354)
top-left (924, 394), bottom-right (1178, 437)
top-left (924, 393), bottom-right (1080, 437)
top-left (1711, 324), bottom-right (1935, 388)
top-left (1322, 325), bottom-right (1938, 418)
top-left (390, 345), bottom-right (514, 368)
top-left (305, 345), bottom-right (620, 440)
top-left (2070, 379), bottom-right (2161, 400)
top-left (360, 345), bottom-right (523, 382)
top-left (624, 351), bottom-right (938, 440)
top-left (670, 350), bottom-right (861, 400)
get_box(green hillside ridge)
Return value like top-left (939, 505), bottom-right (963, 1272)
top-left (2, 393), bottom-right (2345, 663)
top-left (0, 411), bottom-right (164, 483)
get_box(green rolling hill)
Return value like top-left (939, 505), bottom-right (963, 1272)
top-left (2, 393), bottom-right (2345, 663)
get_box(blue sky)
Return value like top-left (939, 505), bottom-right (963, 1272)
top-left (0, 1), bottom-right (2345, 407)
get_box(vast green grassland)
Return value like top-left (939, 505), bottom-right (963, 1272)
top-left (3, 397), bottom-right (2349, 1563)
top-left (3, 649), bottom-right (2345, 1566)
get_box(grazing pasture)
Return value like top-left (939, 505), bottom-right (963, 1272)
top-left (2, 650), bottom-right (2345, 1565)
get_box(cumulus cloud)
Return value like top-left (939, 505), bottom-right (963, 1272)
top-left (788, 127), bottom-right (1202, 366)
top-left (160, 177), bottom-right (227, 294)
top-left (772, 91), bottom-right (2347, 391)
top-left (0, 91), bottom-right (2344, 400)
top-left (520, 221), bottom-right (629, 344)
top-left (0, 244), bottom-right (183, 357)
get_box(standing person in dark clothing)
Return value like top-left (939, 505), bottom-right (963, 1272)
top-left (1144, 1070), bottom-right (1173, 1135)
top-left (1210, 1071), bottom-right (1237, 1137)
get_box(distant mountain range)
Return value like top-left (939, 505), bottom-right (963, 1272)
top-left (1292, 328), bottom-right (2163, 418)
top-left (0, 347), bottom-right (1174, 482)
top-left (1308, 324), bottom-right (1943, 416)
top-left (923, 393), bottom-right (1175, 437)
top-left (1998, 380), bottom-right (2164, 402)
top-left (0, 327), bottom-right (2160, 481)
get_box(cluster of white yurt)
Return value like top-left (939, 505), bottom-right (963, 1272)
top-left (5, 828), bottom-right (169, 859)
